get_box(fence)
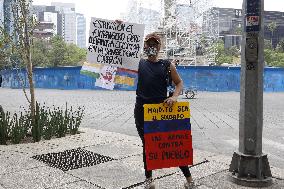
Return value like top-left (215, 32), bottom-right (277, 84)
top-left (1, 66), bottom-right (284, 92)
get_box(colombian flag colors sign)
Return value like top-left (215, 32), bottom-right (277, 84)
top-left (144, 102), bottom-right (193, 170)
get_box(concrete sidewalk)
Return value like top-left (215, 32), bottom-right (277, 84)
top-left (0, 128), bottom-right (283, 189)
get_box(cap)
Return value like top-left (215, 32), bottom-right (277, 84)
top-left (144, 33), bottom-right (161, 44)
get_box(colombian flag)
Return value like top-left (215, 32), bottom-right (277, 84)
top-left (144, 102), bottom-right (193, 170)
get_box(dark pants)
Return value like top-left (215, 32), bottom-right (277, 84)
top-left (134, 103), bottom-right (191, 178)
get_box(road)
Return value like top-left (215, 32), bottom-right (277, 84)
top-left (0, 88), bottom-right (283, 169)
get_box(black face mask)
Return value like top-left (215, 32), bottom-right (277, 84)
top-left (144, 47), bottom-right (158, 57)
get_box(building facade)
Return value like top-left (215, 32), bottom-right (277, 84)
top-left (33, 22), bottom-right (54, 40)
top-left (32, 3), bottom-right (86, 48)
top-left (2, 0), bottom-right (13, 36)
top-left (0, 0), bottom-right (4, 29)
top-left (76, 13), bottom-right (86, 48)
top-left (204, 7), bottom-right (284, 48)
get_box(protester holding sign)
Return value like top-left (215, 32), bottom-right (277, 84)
top-left (134, 32), bottom-right (194, 189)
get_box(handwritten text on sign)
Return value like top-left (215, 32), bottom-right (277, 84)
top-left (87, 18), bottom-right (145, 71)
top-left (144, 102), bottom-right (193, 170)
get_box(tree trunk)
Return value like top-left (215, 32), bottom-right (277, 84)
top-left (22, 1), bottom-right (35, 121)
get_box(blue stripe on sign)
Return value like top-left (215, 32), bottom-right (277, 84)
top-left (144, 118), bottom-right (191, 134)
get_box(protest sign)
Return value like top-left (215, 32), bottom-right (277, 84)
top-left (144, 102), bottom-right (193, 170)
top-left (87, 18), bottom-right (145, 71)
top-left (95, 65), bottom-right (117, 90)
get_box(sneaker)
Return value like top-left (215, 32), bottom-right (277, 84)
top-left (144, 178), bottom-right (155, 189)
top-left (184, 181), bottom-right (195, 189)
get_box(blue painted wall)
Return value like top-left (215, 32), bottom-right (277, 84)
top-left (1, 66), bottom-right (284, 92)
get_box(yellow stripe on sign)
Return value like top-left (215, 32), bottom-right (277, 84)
top-left (114, 75), bottom-right (135, 86)
top-left (82, 62), bottom-right (103, 68)
top-left (144, 102), bottom-right (190, 121)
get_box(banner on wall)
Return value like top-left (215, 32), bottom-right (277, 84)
top-left (87, 18), bottom-right (145, 71)
top-left (80, 62), bottom-right (138, 89)
top-left (143, 102), bottom-right (193, 170)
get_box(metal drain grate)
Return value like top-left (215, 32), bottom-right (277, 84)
top-left (32, 148), bottom-right (115, 171)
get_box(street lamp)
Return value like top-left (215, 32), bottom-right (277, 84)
top-left (229, 0), bottom-right (272, 187)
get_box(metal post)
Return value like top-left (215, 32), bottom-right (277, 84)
top-left (229, 0), bottom-right (272, 187)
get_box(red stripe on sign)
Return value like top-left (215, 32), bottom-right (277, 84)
top-left (117, 67), bottom-right (138, 74)
top-left (144, 130), bottom-right (193, 170)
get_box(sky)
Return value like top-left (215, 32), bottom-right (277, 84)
top-left (32, 0), bottom-right (284, 21)
top-left (32, 0), bottom-right (284, 44)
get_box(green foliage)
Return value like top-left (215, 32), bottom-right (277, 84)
top-left (267, 22), bottom-right (277, 33)
top-left (216, 55), bottom-right (233, 65)
top-left (0, 107), bottom-right (11, 145)
top-left (214, 40), bottom-right (240, 65)
top-left (264, 39), bottom-right (273, 50)
top-left (234, 26), bottom-right (242, 35)
top-left (0, 103), bottom-right (85, 145)
top-left (48, 36), bottom-right (67, 67)
top-left (275, 39), bottom-right (284, 53)
top-left (264, 49), bottom-right (284, 67)
top-left (10, 113), bottom-right (27, 144)
top-left (30, 36), bottom-right (87, 67)
top-left (31, 39), bottom-right (50, 67)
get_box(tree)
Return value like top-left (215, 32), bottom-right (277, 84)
top-left (214, 39), bottom-right (237, 65)
top-left (1, 0), bottom-right (38, 139)
top-left (264, 39), bottom-right (273, 50)
top-left (267, 22), bottom-right (277, 47)
top-left (264, 49), bottom-right (284, 67)
top-left (63, 44), bottom-right (87, 66)
top-left (48, 35), bottom-right (66, 67)
top-left (275, 38), bottom-right (284, 53)
top-left (30, 36), bottom-right (86, 68)
top-left (31, 39), bottom-right (50, 67)
top-left (235, 25), bottom-right (242, 35)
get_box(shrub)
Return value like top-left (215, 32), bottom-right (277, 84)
top-left (0, 102), bottom-right (85, 145)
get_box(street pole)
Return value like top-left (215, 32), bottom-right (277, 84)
top-left (229, 0), bottom-right (272, 187)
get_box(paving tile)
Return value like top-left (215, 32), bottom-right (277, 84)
top-left (84, 141), bottom-right (142, 159)
top-left (197, 170), bottom-right (284, 189)
top-left (0, 166), bottom-right (79, 189)
top-left (50, 180), bottom-right (101, 189)
top-left (68, 157), bottom-right (145, 189)
top-left (0, 152), bottom-right (44, 175)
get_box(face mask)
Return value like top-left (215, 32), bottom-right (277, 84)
top-left (144, 47), bottom-right (158, 57)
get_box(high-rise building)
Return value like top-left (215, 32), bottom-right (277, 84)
top-left (33, 22), bottom-right (54, 40)
top-left (51, 2), bottom-right (75, 13)
top-left (43, 12), bottom-right (58, 35)
top-left (2, 0), bottom-right (13, 36)
top-left (33, 5), bottom-right (64, 38)
top-left (0, 0), bottom-right (4, 29)
top-left (32, 2), bottom-right (85, 47)
top-left (64, 12), bottom-right (76, 44)
top-left (76, 13), bottom-right (86, 48)
top-left (50, 2), bottom-right (76, 45)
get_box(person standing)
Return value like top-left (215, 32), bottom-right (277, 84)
top-left (134, 32), bottom-right (194, 189)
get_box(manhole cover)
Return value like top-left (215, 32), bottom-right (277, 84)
top-left (32, 148), bottom-right (115, 171)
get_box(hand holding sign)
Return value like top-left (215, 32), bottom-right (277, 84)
top-left (164, 96), bottom-right (178, 107)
